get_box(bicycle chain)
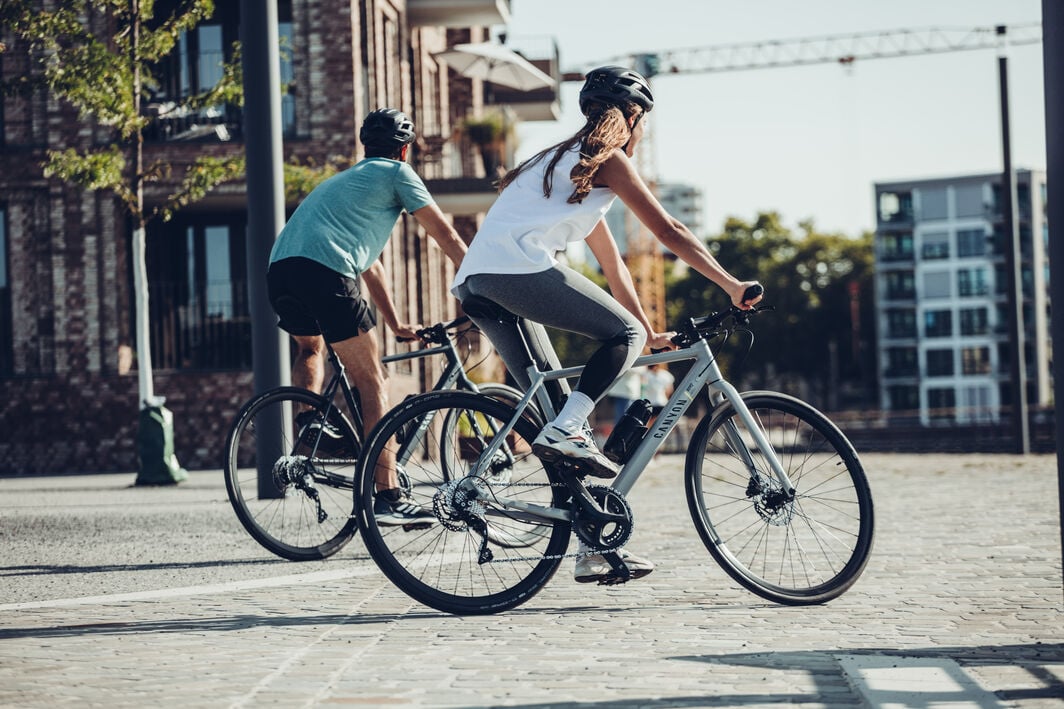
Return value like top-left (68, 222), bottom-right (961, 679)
top-left (445, 478), bottom-right (634, 565)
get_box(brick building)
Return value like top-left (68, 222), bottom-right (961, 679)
top-left (0, 0), bottom-right (559, 473)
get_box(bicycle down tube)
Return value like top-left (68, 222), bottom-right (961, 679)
top-left (467, 335), bottom-right (795, 516)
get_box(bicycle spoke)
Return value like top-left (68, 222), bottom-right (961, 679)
top-left (687, 393), bottom-right (873, 604)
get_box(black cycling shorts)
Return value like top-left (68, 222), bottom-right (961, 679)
top-left (266, 256), bottom-right (376, 343)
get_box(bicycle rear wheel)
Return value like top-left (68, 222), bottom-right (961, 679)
top-left (685, 391), bottom-right (874, 604)
top-left (224, 387), bottom-right (361, 561)
top-left (355, 391), bottom-right (570, 615)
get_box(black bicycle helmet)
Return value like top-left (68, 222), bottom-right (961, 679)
top-left (578, 65), bottom-right (654, 115)
top-left (359, 108), bottom-right (416, 150)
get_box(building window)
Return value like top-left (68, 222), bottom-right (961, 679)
top-left (961, 346), bottom-right (991, 376)
top-left (918, 186), bottom-right (948, 220)
top-left (878, 232), bottom-right (913, 261)
top-left (145, 213), bottom-right (251, 370)
top-left (960, 385), bottom-right (995, 423)
top-left (147, 2), bottom-right (240, 141)
top-left (146, 2), bottom-right (295, 141)
top-left (926, 349), bottom-right (954, 377)
top-left (887, 384), bottom-right (919, 411)
top-left (0, 207), bottom-right (11, 376)
top-left (885, 308), bottom-right (916, 339)
top-left (954, 183), bottom-right (985, 218)
top-left (959, 307), bottom-right (988, 336)
top-left (923, 271), bottom-right (951, 299)
top-left (279, 16), bottom-right (296, 136)
top-left (924, 309), bottom-right (952, 338)
top-left (927, 387), bottom-right (956, 420)
top-left (921, 232), bottom-right (949, 260)
top-left (878, 191), bottom-right (913, 224)
top-left (956, 228), bottom-right (986, 257)
top-left (883, 270), bottom-right (915, 300)
top-left (885, 347), bottom-right (917, 377)
top-left (957, 267), bottom-right (989, 297)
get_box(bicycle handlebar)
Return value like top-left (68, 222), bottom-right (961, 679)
top-left (396, 315), bottom-right (473, 345)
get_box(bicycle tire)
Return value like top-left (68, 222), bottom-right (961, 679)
top-left (438, 382), bottom-right (542, 477)
top-left (355, 391), bottom-right (570, 615)
top-left (685, 391), bottom-right (874, 604)
top-left (224, 387), bottom-right (361, 561)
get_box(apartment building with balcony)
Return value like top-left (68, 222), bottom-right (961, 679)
top-left (873, 169), bottom-right (1051, 426)
top-left (0, 0), bottom-right (561, 473)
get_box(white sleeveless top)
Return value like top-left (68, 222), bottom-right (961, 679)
top-left (451, 147), bottom-right (617, 292)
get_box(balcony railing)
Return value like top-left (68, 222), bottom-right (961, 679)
top-left (148, 280), bottom-right (251, 371)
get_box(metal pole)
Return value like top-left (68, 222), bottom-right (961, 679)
top-left (1040, 0), bottom-right (1064, 599)
top-left (997, 27), bottom-right (1030, 454)
top-left (240, 1), bottom-right (290, 496)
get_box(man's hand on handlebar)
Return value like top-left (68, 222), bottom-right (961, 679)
top-left (393, 322), bottom-right (423, 342)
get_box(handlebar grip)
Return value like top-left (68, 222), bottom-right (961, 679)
top-left (742, 283), bottom-right (764, 304)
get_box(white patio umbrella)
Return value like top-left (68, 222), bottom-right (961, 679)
top-left (433, 42), bottom-right (555, 91)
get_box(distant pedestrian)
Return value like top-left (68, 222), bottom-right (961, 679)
top-left (642, 362), bottom-right (674, 417)
top-left (606, 368), bottom-right (642, 425)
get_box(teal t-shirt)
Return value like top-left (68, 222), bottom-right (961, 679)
top-left (269, 157), bottom-right (433, 279)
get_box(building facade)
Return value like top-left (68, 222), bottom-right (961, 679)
top-left (0, 0), bottom-right (560, 473)
top-left (873, 170), bottom-right (1051, 426)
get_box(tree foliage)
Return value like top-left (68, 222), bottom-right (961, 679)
top-left (0, 0), bottom-right (243, 226)
top-left (669, 212), bottom-right (877, 409)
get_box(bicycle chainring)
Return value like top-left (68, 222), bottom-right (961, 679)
top-left (572, 484), bottom-right (633, 552)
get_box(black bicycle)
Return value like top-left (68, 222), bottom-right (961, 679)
top-left (223, 316), bottom-right (524, 561)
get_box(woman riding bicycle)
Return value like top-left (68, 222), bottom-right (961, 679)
top-left (451, 65), bottom-right (762, 583)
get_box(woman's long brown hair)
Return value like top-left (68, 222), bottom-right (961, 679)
top-left (496, 100), bottom-right (640, 204)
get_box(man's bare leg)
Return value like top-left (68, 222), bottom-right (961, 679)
top-left (290, 334), bottom-right (326, 393)
top-left (329, 329), bottom-right (399, 491)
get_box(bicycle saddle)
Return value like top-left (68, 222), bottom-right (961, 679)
top-left (460, 295), bottom-right (519, 324)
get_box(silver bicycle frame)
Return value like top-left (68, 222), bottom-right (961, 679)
top-left (470, 337), bottom-right (795, 513)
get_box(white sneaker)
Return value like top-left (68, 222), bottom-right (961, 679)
top-left (574, 548), bottom-right (655, 584)
top-left (532, 425), bottom-right (619, 478)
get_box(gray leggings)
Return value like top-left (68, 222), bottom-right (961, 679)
top-left (454, 264), bottom-right (647, 404)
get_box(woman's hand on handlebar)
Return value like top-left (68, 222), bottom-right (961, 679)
top-left (729, 281), bottom-right (764, 310)
top-left (648, 331), bottom-right (676, 352)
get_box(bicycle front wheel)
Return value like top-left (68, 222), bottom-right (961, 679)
top-left (224, 387), bottom-right (361, 561)
top-left (355, 391), bottom-right (570, 615)
top-left (685, 391), bottom-right (874, 604)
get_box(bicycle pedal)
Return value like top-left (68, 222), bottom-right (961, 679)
top-left (598, 573), bottom-right (632, 586)
top-left (402, 522), bottom-right (434, 532)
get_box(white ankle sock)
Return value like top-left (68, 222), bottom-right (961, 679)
top-left (550, 391), bottom-right (595, 435)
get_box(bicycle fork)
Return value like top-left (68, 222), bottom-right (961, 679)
top-left (710, 382), bottom-right (796, 502)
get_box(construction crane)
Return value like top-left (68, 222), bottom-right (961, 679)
top-left (562, 23), bottom-right (1043, 333)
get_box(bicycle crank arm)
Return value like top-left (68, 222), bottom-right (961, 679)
top-left (599, 551), bottom-right (631, 585)
top-left (557, 471), bottom-right (628, 524)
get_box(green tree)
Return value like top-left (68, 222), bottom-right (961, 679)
top-left (668, 212), bottom-right (876, 410)
top-left (1, 0), bottom-right (244, 411)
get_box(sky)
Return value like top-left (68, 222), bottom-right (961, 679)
top-left (500, 0), bottom-right (1047, 238)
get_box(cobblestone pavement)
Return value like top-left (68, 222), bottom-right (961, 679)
top-left (1, 453), bottom-right (1062, 707)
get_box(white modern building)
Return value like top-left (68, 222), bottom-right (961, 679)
top-left (873, 170), bottom-right (1051, 425)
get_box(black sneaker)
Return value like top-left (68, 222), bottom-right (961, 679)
top-left (296, 410), bottom-right (349, 456)
top-left (375, 489), bottom-right (436, 527)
